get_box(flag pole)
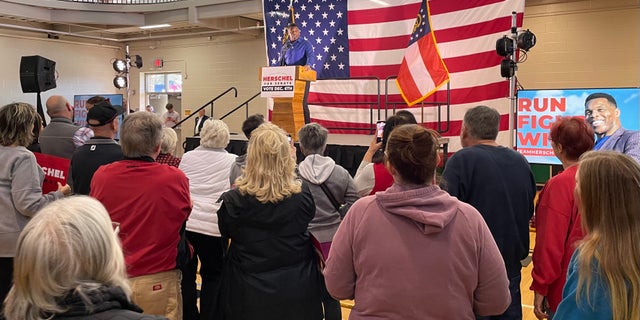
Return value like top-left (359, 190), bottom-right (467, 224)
top-left (281, 0), bottom-right (295, 45)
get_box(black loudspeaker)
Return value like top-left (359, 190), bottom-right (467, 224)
top-left (20, 55), bottom-right (57, 93)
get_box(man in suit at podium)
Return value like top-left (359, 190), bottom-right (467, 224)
top-left (278, 22), bottom-right (314, 124)
top-left (194, 108), bottom-right (209, 136)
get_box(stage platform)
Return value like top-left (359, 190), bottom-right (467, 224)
top-left (184, 133), bottom-right (449, 177)
top-left (185, 134), bottom-right (371, 176)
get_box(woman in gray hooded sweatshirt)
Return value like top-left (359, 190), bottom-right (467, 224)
top-left (297, 122), bottom-right (359, 320)
top-left (297, 122), bottom-right (359, 257)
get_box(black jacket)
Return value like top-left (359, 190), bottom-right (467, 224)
top-left (53, 286), bottom-right (167, 319)
top-left (217, 183), bottom-right (324, 320)
top-left (194, 115), bottom-right (210, 135)
top-left (70, 137), bottom-right (123, 195)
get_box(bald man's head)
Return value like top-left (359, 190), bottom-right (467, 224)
top-left (45, 95), bottom-right (72, 119)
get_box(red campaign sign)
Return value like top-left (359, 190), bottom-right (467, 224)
top-left (33, 152), bottom-right (70, 194)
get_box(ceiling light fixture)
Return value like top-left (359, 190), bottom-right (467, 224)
top-left (139, 24), bottom-right (171, 30)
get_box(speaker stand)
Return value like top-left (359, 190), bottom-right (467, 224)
top-left (37, 92), bottom-right (47, 127)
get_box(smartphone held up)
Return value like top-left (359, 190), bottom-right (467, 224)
top-left (376, 121), bottom-right (385, 143)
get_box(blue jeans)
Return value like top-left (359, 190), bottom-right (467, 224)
top-left (476, 274), bottom-right (522, 320)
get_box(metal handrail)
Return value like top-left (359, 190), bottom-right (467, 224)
top-left (383, 76), bottom-right (451, 134)
top-left (200, 76), bottom-right (451, 136)
top-left (173, 86), bottom-right (238, 129)
top-left (219, 92), bottom-right (261, 121)
top-left (306, 76), bottom-right (382, 134)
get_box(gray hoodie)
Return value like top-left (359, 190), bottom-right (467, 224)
top-left (298, 154), bottom-right (359, 243)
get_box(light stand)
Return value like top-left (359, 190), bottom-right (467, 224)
top-left (125, 44), bottom-right (131, 114)
top-left (508, 11), bottom-right (518, 148)
top-left (495, 11), bottom-right (536, 148)
top-left (113, 44), bottom-right (142, 113)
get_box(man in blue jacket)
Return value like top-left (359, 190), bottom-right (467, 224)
top-left (280, 23), bottom-right (314, 69)
top-left (585, 92), bottom-right (640, 163)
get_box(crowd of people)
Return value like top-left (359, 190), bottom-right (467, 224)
top-left (1, 95), bottom-right (639, 320)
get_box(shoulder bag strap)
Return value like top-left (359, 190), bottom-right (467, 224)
top-left (319, 182), bottom-right (342, 212)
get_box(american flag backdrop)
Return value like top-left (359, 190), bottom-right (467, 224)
top-left (263, 0), bottom-right (525, 152)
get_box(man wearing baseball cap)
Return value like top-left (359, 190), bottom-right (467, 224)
top-left (70, 100), bottom-right (124, 195)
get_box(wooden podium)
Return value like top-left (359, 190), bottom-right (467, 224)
top-left (260, 66), bottom-right (316, 140)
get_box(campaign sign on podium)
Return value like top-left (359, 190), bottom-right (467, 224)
top-left (260, 66), bottom-right (316, 140)
top-left (260, 66), bottom-right (296, 98)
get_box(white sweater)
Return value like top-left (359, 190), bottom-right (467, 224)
top-left (179, 146), bottom-right (236, 236)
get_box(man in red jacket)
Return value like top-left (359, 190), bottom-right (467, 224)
top-left (91, 112), bottom-right (192, 320)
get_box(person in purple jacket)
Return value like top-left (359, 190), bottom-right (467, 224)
top-left (324, 124), bottom-right (511, 319)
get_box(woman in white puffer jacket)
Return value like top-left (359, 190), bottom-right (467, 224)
top-left (179, 119), bottom-right (236, 320)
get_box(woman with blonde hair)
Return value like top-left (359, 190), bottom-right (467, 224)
top-left (555, 151), bottom-right (640, 320)
top-left (0, 102), bottom-right (71, 310)
top-left (3, 196), bottom-right (165, 320)
top-left (216, 123), bottom-right (323, 320)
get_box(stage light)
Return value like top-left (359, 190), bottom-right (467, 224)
top-left (113, 75), bottom-right (127, 89)
top-left (113, 59), bottom-right (127, 72)
top-left (500, 59), bottom-right (517, 78)
top-left (496, 36), bottom-right (514, 57)
top-left (517, 30), bottom-right (536, 51)
top-left (131, 55), bottom-right (143, 69)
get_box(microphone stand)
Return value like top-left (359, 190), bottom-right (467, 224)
top-left (279, 40), bottom-right (292, 66)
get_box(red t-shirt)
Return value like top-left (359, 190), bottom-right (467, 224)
top-left (370, 162), bottom-right (394, 195)
top-left (91, 159), bottom-right (191, 277)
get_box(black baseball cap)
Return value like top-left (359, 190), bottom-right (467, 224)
top-left (87, 100), bottom-right (124, 126)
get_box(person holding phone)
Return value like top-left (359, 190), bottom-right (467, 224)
top-left (354, 115), bottom-right (416, 196)
top-left (325, 124), bottom-right (511, 318)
